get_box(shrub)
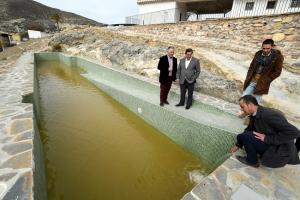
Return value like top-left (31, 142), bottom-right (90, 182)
top-left (51, 43), bottom-right (62, 52)
top-left (27, 22), bottom-right (45, 32)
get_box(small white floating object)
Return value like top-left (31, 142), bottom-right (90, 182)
top-left (189, 170), bottom-right (204, 184)
top-left (138, 107), bottom-right (142, 114)
top-left (0, 183), bottom-right (7, 196)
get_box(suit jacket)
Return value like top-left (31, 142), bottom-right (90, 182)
top-left (157, 55), bottom-right (177, 84)
top-left (246, 106), bottom-right (300, 168)
top-left (243, 49), bottom-right (283, 95)
top-left (177, 57), bottom-right (200, 84)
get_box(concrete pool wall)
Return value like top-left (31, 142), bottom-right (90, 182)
top-left (21, 55), bottom-right (48, 200)
top-left (34, 53), bottom-right (244, 169)
top-left (32, 57), bottom-right (48, 200)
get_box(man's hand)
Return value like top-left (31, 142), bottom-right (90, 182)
top-left (230, 145), bottom-right (239, 154)
top-left (254, 132), bottom-right (266, 142)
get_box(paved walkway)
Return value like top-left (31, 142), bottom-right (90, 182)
top-left (0, 53), bottom-right (34, 199)
top-left (183, 150), bottom-right (300, 200)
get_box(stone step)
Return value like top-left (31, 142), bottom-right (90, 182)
top-left (186, 153), bottom-right (300, 200)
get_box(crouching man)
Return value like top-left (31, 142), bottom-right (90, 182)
top-left (231, 95), bottom-right (300, 168)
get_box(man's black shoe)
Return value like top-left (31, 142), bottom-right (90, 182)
top-left (160, 103), bottom-right (164, 107)
top-left (176, 103), bottom-right (184, 107)
top-left (236, 155), bottom-right (259, 168)
top-left (164, 100), bottom-right (169, 105)
top-left (185, 106), bottom-right (191, 110)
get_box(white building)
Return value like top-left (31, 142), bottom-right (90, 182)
top-left (136, 0), bottom-right (186, 24)
top-left (230, 0), bottom-right (300, 18)
top-left (126, 0), bottom-right (300, 25)
top-left (28, 30), bottom-right (48, 39)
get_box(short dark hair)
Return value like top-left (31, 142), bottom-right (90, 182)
top-left (167, 46), bottom-right (174, 50)
top-left (262, 39), bottom-right (275, 46)
top-left (239, 95), bottom-right (259, 106)
top-left (185, 48), bottom-right (193, 54)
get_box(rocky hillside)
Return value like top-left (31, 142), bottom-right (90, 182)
top-left (0, 0), bottom-right (105, 33)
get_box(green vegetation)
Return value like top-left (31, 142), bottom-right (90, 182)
top-left (0, 40), bottom-right (3, 52)
top-left (51, 44), bottom-right (62, 52)
top-left (50, 13), bottom-right (62, 32)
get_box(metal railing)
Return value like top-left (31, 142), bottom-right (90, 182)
top-left (126, 0), bottom-right (300, 25)
top-left (126, 7), bottom-right (184, 25)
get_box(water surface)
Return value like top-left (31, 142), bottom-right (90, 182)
top-left (36, 61), bottom-right (209, 200)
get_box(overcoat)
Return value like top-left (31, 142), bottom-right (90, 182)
top-left (157, 55), bottom-right (177, 84)
top-left (246, 106), bottom-right (300, 168)
top-left (243, 49), bottom-right (283, 95)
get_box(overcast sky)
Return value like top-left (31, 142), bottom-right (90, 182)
top-left (34, 0), bottom-right (139, 24)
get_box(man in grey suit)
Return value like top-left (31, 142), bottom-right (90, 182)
top-left (176, 48), bottom-right (201, 109)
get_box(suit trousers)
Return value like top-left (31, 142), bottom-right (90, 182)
top-left (237, 131), bottom-right (270, 164)
top-left (296, 137), bottom-right (300, 152)
top-left (179, 80), bottom-right (195, 107)
top-left (160, 76), bottom-right (173, 103)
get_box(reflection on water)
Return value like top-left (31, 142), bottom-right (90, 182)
top-left (36, 61), bottom-right (210, 200)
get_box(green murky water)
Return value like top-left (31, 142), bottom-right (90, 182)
top-left (36, 61), bottom-right (209, 200)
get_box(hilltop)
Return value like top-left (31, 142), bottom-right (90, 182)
top-left (0, 0), bottom-right (105, 33)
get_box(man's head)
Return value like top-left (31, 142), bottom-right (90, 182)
top-left (262, 39), bottom-right (275, 56)
top-left (185, 48), bottom-right (193, 60)
top-left (167, 46), bottom-right (174, 58)
top-left (239, 95), bottom-right (259, 115)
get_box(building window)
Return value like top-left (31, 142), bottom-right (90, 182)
top-left (245, 2), bottom-right (255, 10)
top-left (266, 1), bottom-right (277, 9)
top-left (291, 0), bottom-right (300, 8)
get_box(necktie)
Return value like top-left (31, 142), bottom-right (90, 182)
top-left (250, 115), bottom-right (257, 132)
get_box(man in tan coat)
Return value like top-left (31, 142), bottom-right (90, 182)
top-left (242, 39), bottom-right (284, 103)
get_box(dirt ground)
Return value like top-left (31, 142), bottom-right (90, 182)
top-left (0, 38), bottom-right (50, 74)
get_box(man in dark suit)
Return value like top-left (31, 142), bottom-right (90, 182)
top-left (231, 95), bottom-right (300, 168)
top-left (176, 48), bottom-right (200, 110)
top-left (157, 46), bottom-right (177, 106)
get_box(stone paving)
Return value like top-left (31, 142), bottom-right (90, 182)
top-left (0, 53), bottom-right (34, 199)
top-left (182, 150), bottom-right (300, 200)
